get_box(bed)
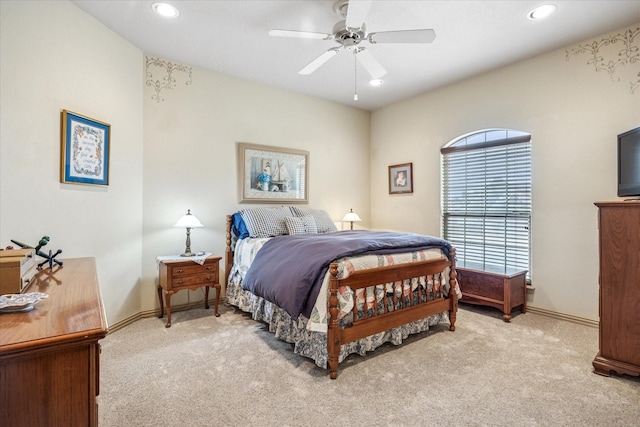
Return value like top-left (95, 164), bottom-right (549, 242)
top-left (224, 206), bottom-right (459, 379)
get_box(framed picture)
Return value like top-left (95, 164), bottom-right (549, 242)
top-left (60, 110), bottom-right (110, 186)
top-left (389, 162), bottom-right (413, 194)
top-left (237, 142), bottom-right (309, 203)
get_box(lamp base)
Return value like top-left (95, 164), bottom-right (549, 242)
top-left (181, 227), bottom-right (195, 257)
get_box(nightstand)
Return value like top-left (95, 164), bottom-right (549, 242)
top-left (157, 255), bottom-right (221, 327)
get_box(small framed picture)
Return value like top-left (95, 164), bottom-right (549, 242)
top-left (60, 110), bottom-right (110, 186)
top-left (389, 163), bottom-right (413, 194)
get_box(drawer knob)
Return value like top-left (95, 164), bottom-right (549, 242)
top-left (205, 266), bottom-right (213, 271)
top-left (176, 280), bottom-right (183, 285)
top-left (176, 269), bottom-right (184, 273)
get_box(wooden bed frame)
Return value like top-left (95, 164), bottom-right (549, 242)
top-left (224, 215), bottom-right (458, 379)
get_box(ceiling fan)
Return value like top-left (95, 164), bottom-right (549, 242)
top-left (269, 0), bottom-right (436, 86)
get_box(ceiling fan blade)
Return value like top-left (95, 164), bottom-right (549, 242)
top-left (299, 48), bottom-right (341, 75)
top-left (355, 48), bottom-right (387, 79)
top-left (345, 0), bottom-right (372, 29)
top-left (369, 29), bottom-right (436, 44)
top-left (269, 29), bottom-right (332, 40)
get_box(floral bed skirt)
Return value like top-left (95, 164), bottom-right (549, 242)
top-left (225, 276), bottom-right (449, 369)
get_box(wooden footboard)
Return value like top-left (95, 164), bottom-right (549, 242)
top-left (224, 214), bottom-right (458, 380)
top-left (327, 250), bottom-right (458, 379)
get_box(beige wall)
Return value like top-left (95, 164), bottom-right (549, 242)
top-left (1, 0), bottom-right (636, 325)
top-left (0, 0), bottom-right (144, 324)
top-left (140, 62), bottom-right (370, 313)
top-left (370, 24), bottom-right (640, 321)
top-left (0, 1), bottom-right (370, 325)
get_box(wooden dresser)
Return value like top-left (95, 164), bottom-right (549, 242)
top-left (593, 202), bottom-right (640, 377)
top-left (0, 258), bottom-right (108, 426)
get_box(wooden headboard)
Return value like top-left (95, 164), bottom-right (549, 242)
top-left (224, 215), bottom-right (235, 285)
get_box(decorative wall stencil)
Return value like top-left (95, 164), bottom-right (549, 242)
top-left (145, 56), bottom-right (192, 102)
top-left (566, 27), bottom-right (640, 94)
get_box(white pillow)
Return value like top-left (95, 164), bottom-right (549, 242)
top-left (284, 215), bottom-right (318, 235)
top-left (239, 206), bottom-right (292, 238)
top-left (290, 207), bottom-right (337, 233)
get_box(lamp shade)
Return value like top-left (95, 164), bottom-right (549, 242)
top-left (342, 209), bottom-right (362, 230)
top-left (174, 209), bottom-right (203, 257)
top-left (174, 209), bottom-right (203, 228)
top-left (342, 209), bottom-right (362, 223)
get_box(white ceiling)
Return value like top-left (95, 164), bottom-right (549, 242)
top-left (71, 0), bottom-right (640, 111)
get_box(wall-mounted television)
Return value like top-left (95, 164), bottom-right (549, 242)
top-left (618, 126), bottom-right (640, 198)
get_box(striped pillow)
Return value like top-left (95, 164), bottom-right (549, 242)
top-left (284, 215), bottom-right (318, 235)
top-left (239, 207), bottom-right (292, 238)
top-left (290, 207), bottom-right (337, 233)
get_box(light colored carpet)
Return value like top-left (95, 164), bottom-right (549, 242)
top-left (99, 305), bottom-right (639, 426)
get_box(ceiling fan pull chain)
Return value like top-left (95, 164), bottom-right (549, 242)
top-left (353, 52), bottom-right (358, 101)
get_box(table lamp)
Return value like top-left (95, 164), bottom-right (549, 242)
top-left (174, 209), bottom-right (203, 256)
top-left (342, 208), bottom-right (362, 230)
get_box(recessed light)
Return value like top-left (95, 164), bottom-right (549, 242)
top-left (527, 4), bottom-right (557, 20)
top-left (369, 79), bottom-right (384, 87)
top-left (152, 2), bottom-right (180, 18)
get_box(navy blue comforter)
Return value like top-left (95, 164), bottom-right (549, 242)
top-left (242, 230), bottom-right (451, 320)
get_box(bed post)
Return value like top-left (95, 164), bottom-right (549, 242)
top-left (448, 247), bottom-right (458, 331)
top-left (327, 262), bottom-right (341, 379)
top-left (225, 215), bottom-right (233, 285)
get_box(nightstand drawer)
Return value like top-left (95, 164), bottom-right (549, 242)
top-left (170, 263), bottom-right (218, 278)
top-left (171, 273), bottom-right (216, 287)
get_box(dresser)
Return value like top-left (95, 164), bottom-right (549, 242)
top-left (593, 202), bottom-right (640, 377)
top-left (0, 258), bottom-right (108, 426)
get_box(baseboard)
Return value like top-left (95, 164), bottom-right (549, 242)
top-left (107, 301), bottom-right (213, 334)
top-left (526, 305), bottom-right (598, 328)
top-left (107, 302), bottom-right (598, 334)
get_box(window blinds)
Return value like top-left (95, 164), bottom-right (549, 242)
top-left (441, 135), bottom-right (531, 277)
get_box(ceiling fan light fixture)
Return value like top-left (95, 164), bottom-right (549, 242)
top-left (527, 4), bottom-right (557, 20)
top-left (152, 2), bottom-right (180, 19)
top-left (271, 0), bottom-right (433, 99)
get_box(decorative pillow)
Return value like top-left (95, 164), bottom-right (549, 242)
top-left (231, 213), bottom-right (250, 239)
top-left (290, 207), bottom-right (338, 233)
top-left (284, 215), bottom-right (318, 235)
top-left (239, 206), bottom-right (292, 238)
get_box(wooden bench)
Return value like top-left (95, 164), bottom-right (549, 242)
top-left (456, 262), bottom-right (527, 322)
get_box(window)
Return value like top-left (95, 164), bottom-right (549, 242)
top-left (441, 129), bottom-right (531, 279)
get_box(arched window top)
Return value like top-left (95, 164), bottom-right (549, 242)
top-left (440, 127), bottom-right (532, 279)
top-left (441, 129), bottom-right (531, 154)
